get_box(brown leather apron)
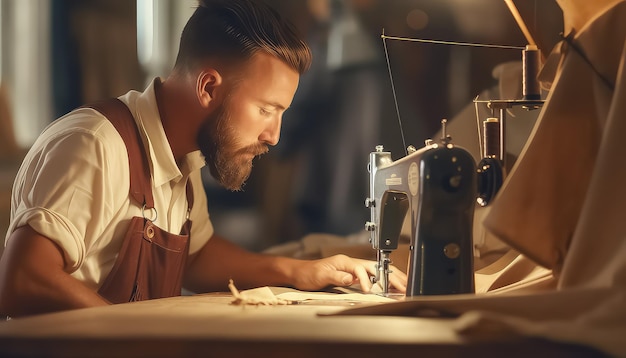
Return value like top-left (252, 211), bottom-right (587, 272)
top-left (86, 99), bottom-right (193, 304)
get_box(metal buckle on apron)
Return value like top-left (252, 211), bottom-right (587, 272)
top-left (142, 205), bottom-right (157, 243)
top-left (141, 204), bottom-right (158, 222)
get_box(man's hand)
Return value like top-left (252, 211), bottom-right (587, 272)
top-left (287, 254), bottom-right (407, 293)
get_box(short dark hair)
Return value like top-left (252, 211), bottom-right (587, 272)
top-left (174, 0), bottom-right (311, 75)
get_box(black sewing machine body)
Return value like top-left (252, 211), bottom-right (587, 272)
top-left (367, 141), bottom-right (476, 296)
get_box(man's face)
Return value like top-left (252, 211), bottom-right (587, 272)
top-left (198, 52), bottom-right (300, 191)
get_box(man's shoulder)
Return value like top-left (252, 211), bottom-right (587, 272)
top-left (42, 107), bottom-right (124, 144)
top-left (26, 107), bottom-right (128, 166)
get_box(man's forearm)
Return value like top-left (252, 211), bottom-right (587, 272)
top-left (183, 234), bottom-right (297, 293)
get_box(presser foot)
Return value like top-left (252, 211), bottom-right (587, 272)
top-left (371, 263), bottom-right (393, 297)
top-left (370, 281), bottom-right (404, 298)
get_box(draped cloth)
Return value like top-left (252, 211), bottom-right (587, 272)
top-left (477, 2), bottom-right (626, 354)
top-left (485, 1), bottom-right (626, 286)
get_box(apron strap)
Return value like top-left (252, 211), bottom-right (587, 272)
top-left (85, 99), bottom-right (154, 209)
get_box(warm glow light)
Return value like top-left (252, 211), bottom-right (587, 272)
top-left (136, 0), bottom-right (154, 67)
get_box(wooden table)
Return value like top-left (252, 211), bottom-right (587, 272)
top-left (0, 291), bottom-right (602, 358)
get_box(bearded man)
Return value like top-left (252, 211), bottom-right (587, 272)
top-left (0, 0), bottom-right (406, 317)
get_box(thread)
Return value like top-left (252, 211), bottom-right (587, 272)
top-left (380, 34), bottom-right (524, 50)
top-left (382, 29), bottom-right (408, 156)
top-left (523, 44), bottom-right (541, 100)
top-left (483, 118), bottom-right (500, 158)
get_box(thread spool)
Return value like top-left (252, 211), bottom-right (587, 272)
top-left (482, 117), bottom-right (500, 159)
top-left (523, 44), bottom-right (541, 100)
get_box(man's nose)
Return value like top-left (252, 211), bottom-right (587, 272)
top-left (259, 115), bottom-right (282, 146)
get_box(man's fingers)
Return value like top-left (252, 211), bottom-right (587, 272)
top-left (389, 272), bottom-right (407, 293)
top-left (352, 264), bottom-right (372, 293)
top-left (322, 255), bottom-right (409, 293)
top-left (326, 255), bottom-right (373, 292)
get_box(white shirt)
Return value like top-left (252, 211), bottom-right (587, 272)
top-left (5, 79), bottom-right (214, 290)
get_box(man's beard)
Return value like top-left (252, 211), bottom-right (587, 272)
top-left (197, 102), bottom-right (268, 191)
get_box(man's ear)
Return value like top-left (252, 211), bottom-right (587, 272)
top-left (196, 69), bottom-right (223, 108)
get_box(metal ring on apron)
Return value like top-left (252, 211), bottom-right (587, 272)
top-left (142, 204), bottom-right (158, 222)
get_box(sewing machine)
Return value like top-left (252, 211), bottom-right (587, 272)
top-left (367, 0), bottom-right (549, 297)
top-left (366, 120), bottom-right (476, 296)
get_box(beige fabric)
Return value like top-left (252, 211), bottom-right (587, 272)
top-left (228, 280), bottom-right (293, 305)
top-left (474, 250), bottom-right (555, 294)
top-left (483, 40), bottom-right (600, 270)
top-left (557, 0), bottom-right (624, 35)
top-left (485, 1), bottom-right (626, 284)
top-left (228, 280), bottom-right (396, 306)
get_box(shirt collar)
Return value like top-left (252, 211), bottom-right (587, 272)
top-left (120, 78), bottom-right (206, 187)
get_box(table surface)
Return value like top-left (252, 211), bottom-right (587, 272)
top-left (0, 290), bottom-right (603, 358)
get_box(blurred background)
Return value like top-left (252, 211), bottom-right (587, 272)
top-left (0, 0), bottom-right (562, 253)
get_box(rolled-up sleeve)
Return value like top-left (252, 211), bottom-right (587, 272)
top-left (6, 119), bottom-right (128, 273)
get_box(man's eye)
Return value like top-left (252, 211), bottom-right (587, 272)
top-left (260, 108), bottom-right (271, 116)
